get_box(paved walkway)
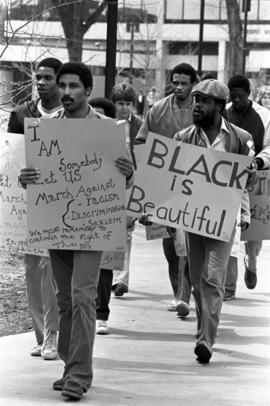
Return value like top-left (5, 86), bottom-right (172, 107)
top-left (0, 225), bottom-right (270, 405)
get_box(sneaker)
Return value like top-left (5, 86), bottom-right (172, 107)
top-left (223, 291), bottom-right (236, 301)
top-left (41, 330), bottom-right (58, 360)
top-left (96, 320), bottom-right (109, 335)
top-left (176, 301), bottom-right (190, 317)
top-left (114, 283), bottom-right (128, 297)
top-left (53, 377), bottom-right (66, 391)
top-left (62, 379), bottom-right (86, 400)
top-left (194, 340), bottom-right (213, 364)
top-left (167, 300), bottom-right (177, 311)
top-left (244, 268), bottom-right (257, 290)
top-left (30, 344), bottom-right (42, 357)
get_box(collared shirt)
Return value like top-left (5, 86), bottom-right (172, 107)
top-left (136, 93), bottom-right (194, 144)
top-left (197, 117), bottom-right (229, 152)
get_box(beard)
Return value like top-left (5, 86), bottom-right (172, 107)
top-left (193, 111), bottom-right (216, 128)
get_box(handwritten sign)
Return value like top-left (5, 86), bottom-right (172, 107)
top-left (0, 132), bottom-right (46, 255)
top-left (24, 118), bottom-right (127, 251)
top-left (101, 250), bottom-right (125, 270)
top-left (241, 170), bottom-right (270, 240)
top-left (0, 132), bottom-right (27, 253)
top-left (127, 133), bottom-right (252, 242)
top-left (145, 223), bottom-right (169, 240)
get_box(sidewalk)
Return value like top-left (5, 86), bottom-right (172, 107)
top-left (0, 224), bottom-right (270, 405)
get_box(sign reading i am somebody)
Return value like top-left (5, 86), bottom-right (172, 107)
top-left (24, 118), bottom-right (127, 252)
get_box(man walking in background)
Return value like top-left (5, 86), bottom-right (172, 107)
top-left (8, 57), bottom-right (62, 360)
top-left (225, 75), bottom-right (270, 295)
top-left (111, 82), bottom-right (142, 297)
top-left (136, 63), bottom-right (197, 317)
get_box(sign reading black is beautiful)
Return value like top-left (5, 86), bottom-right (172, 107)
top-left (127, 133), bottom-right (252, 242)
top-left (24, 118), bottom-right (127, 251)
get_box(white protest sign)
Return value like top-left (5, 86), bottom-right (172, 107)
top-left (101, 250), bottom-right (125, 270)
top-left (0, 132), bottom-right (48, 255)
top-left (24, 118), bottom-right (127, 251)
top-left (0, 132), bottom-right (26, 253)
top-left (145, 223), bottom-right (169, 240)
top-left (241, 170), bottom-right (270, 240)
top-left (127, 133), bottom-right (252, 242)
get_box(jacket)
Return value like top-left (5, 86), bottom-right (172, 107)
top-left (8, 99), bottom-right (42, 134)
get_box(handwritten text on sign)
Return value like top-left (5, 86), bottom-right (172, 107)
top-left (127, 133), bottom-right (251, 242)
top-left (241, 170), bottom-right (270, 240)
top-left (25, 118), bottom-right (127, 251)
top-left (0, 132), bottom-right (27, 253)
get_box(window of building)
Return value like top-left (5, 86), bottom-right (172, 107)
top-left (204, 0), bottom-right (220, 19)
top-left (259, 0), bottom-right (270, 20)
top-left (165, 0), bottom-right (270, 22)
top-left (167, 41), bottom-right (218, 55)
top-left (165, 0), bottom-right (184, 20)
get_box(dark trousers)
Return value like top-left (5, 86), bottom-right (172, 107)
top-left (96, 269), bottom-right (113, 321)
top-left (162, 237), bottom-right (192, 303)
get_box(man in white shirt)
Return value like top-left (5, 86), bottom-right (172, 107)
top-left (8, 57), bottom-right (63, 360)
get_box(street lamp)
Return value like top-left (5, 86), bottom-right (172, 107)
top-left (198, 0), bottom-right (205, 77)
top-left (242, 0), bottom-right (251, 74)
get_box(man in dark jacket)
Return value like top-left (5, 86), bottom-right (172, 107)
top-left (225, 75), bottom-right (270, 294)
top-left (8, 57), bottom-right (62, 360)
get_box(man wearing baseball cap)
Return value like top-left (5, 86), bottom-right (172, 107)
top-left (174, 79), bottom-right (257, 363)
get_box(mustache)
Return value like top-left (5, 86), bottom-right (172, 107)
top-left (62, 96), bottom-right (73, 102)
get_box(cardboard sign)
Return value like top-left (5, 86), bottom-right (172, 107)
top-left (241, 170), bottom-right (270, 240)
top-left (0, 132), bottom-right (46, 255)
top-left (24, 118), bottom-right (127, 251)
top-left (127, 133), bottom-right (252, 242)
top-left (101, 250), bottom-right (125, 270)
top-left (145, 223), bottom-right (169, 240)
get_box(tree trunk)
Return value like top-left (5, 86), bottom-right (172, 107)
top-left (51, 1), bottom-right (107, 63)
top-left (226, 0), bottom-right (243, 78)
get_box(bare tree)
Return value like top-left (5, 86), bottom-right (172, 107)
top-left (226, 0), bottom-right (243, 78)
top-left (50, 0), bottom-right (108, 62)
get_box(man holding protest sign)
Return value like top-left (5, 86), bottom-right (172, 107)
top-left (8, 57), bottom-right (62, 360)
top-left (20, 62), bottom-right (133, 401)
top-left (225, 75), bottom-right (270, 294)
top-left (175, 79), bottom-right (256, 363)
top-left (136, 63), bottom-right (196, 317)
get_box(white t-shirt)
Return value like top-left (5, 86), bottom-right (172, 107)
top-left (37, 100), bottom-right (62, 118)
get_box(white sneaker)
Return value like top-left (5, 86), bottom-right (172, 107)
top-left (41, 330), bottom-right (58, 360)
top-left (167, 300), bottom-right (177, 311)
top-left (96, 320), bottom-right (109, 335)
top-left (30, 344), bottom-right (42, 357)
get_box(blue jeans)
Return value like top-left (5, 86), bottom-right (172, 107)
top-left (49, 249), bottom-right (102, 390)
